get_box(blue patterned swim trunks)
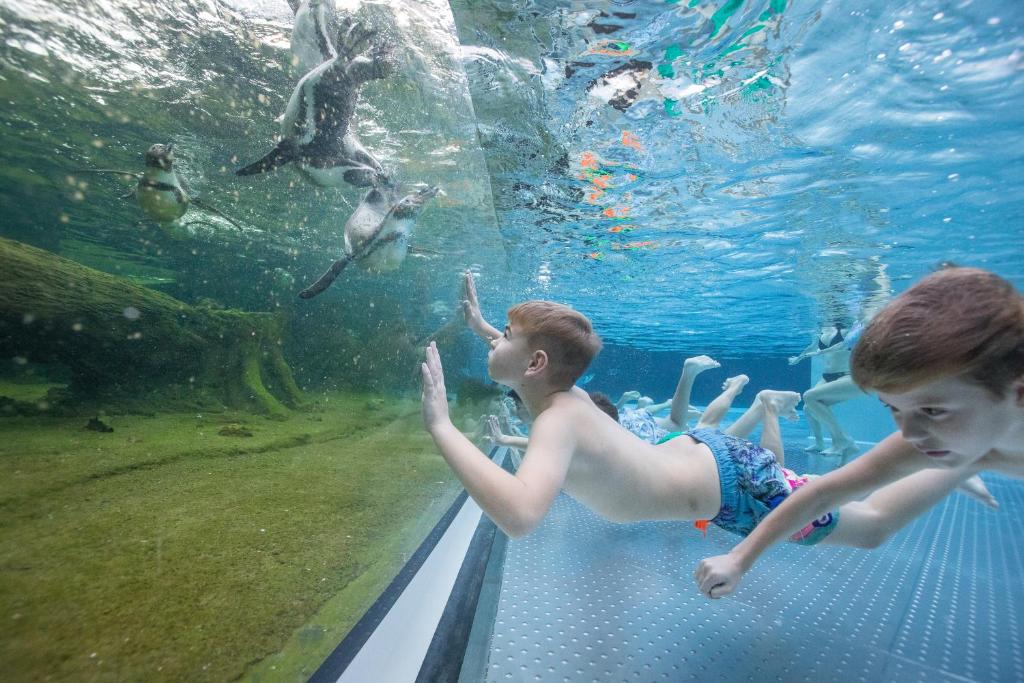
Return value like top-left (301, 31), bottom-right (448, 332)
top-left (658, 428), bottom-right (839, 545)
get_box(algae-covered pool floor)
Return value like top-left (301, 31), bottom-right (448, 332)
top-left (0, 394), bottom-right (464, 682)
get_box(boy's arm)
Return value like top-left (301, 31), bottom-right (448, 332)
top-left (461, 271), bottom-right (502, 342)
top-left (694, 431), bottom-right (923, 598)
top-left (422, 343), bottom-right (573, 537)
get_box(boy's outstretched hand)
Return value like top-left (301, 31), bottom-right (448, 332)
top-left (462, 271), bottom-right (484, 327)
top-left (421, 341), bottom-right (453, 434)
top-left (694, 553), bottom-right (746, 599)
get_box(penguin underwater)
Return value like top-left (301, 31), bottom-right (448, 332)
top-left (236, 16), bottom-right (390, 188)
top-left (81, 143), bottom-right (244, 230)
top-left (299, 184), bottom-right (439, 299)
top-left (288, 0), bottom-right (337, 78)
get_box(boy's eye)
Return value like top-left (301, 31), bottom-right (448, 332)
top-left (921, 407), bottom-right (946, 417)
top-left (880, 401), bottom-right (897, 413)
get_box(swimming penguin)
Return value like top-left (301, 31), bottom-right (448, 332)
top-left (236, 16), bottom-right (390, 188)
top-left (80, 143), bottom-right (244, 230)
top-left (299, 184), bottom-right (439, 299)
top-left (289, 0), bottom-right (337, 77)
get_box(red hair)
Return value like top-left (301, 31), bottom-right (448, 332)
top-left (507, 301), bottom-right (602, 388)
top-left (852, 267), bottom-right (1024, 396)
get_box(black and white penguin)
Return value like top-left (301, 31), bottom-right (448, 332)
top-left (80, 143), bottom-right (244, 230)
top-left (236, 16), bottom-right (390, 188)
top-left (290, 0), bottom-right (337, 77)
top-left (135, 143), bottom-right (189, 223)
top-left (299, 184), bottom-right (439, 299)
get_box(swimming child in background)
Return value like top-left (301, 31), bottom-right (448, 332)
top-left (695, 266), bottom-right (1017, 599)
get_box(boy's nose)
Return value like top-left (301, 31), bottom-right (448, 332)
top-left (899, 416), bottom-right (928, 441)
top-left (489, 337), bottom-right (498, 349)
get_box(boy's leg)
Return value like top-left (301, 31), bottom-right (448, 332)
top-left (802, 377), bottom-right (863, 455)
top-left (823, 467), bottom-right (995, 549)
top-left (695, 374), bottom-right (749, 429)
top-left (757, 391), bottom-right (786, 468)
top-left (724, 389), bottom-right (800, 440)
top-left (666, 355), bottom-right (720, 429)
top-left (804, 380), bottom-right (826, 451)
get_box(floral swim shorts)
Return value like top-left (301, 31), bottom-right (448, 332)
top-left (657, 428), bottom-right (839, 545)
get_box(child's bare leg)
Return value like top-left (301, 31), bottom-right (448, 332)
top-left (824, 467), bottom-right (996, 549)
top-left (696, 374), bottom-right (748, 429)
top-left (804, 381), bottom-right (826, 451)
top-left (757, 391), bottom-right (788, 468)
top-left (725, 389), bottom-right (799, 439)
top-left (667, 355), bottom-right (720, 428)
top-left (723, 396), bottom-right (763, 439)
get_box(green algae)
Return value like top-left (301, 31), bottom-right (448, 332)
top-left (0, 393), bottom-right (464, 682)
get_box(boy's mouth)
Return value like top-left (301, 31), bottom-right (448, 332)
top-left (923, 449), bottom-right (951, 458)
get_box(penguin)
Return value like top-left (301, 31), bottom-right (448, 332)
top-left (299, 184), bottom-right (438, 299)
top-left (290, 0), bottom-right (337, 77)
top-left (79, 143), bottom-right (244, 230)
top-left (236, 16), bottom-right (390, 188)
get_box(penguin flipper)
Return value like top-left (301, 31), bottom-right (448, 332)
top-left (191, 198), bottom-right (245, 231)
top-left (299, 232), bottom-right (402, 300)
top-left (299, 255), bottom-right (356, 299)
top-left (235, 141), bottom-right (298, 176)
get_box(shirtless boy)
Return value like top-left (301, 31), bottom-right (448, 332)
top-left (420, 300), bottom-right (819, 542)
top-left (695, 267), bottom-right (1022, 598)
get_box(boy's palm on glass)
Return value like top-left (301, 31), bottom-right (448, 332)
top-left (420, 342), bottom-right (451, 432)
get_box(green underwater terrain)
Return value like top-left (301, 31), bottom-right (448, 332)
top-left (0, 395), bottom-right (465, 682)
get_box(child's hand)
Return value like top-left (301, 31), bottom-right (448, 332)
top-left (620, 390), bottom-right (641, 403)
top-left (420, 342), bottom-right (452, 434)
top-left (693, 552), bottom-right (745, 599)
top-left (461, 271), bottom-right (484, 326)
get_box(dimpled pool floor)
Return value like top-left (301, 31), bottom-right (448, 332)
top-left (484, 418), bottom-right (1024, 683)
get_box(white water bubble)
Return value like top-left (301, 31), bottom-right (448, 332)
top-left (123, 306), bottom-right (141, 320)
top-left (933, 12), bottom-right (944, 21)
top-left (876, 53), bottom-right (887, 61)
top-left (987, 17), bottom-right (1000, 26)
top-left (947, 173), bottom-right (960, 181)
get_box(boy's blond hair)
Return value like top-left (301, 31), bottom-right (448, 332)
top-left (507, 301), bottom-right (602, 389)
top-left (852, 267), bottom-right (1024, 396)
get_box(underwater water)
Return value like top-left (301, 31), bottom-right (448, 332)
top-left (0, 0), bottom-right (1022, 681)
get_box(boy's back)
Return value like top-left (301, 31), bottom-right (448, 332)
top-left (527, 388), bottom-right (722, 524)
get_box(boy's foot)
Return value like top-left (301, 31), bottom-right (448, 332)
top-left (956, 474), bottom-right (999, 509)
top-left (721, 374), bottom-right (749, 393)
top-left (805, 442), bottom-right (825, 453)
top-left (683, 355), bottom-right (721, 373)
top-left (758, 390), bottom-right (801, 421)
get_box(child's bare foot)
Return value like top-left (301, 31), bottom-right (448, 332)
top-left (721, 374), bottom-right (749, 393)
top-left (956, 474), bottom-right (999, 509)
top-left (684, 355), bottom-right (721, 373)
top-left (757, 389), bottom-right (801, 421)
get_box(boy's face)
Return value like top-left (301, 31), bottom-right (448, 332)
top-left (487, 323), bottom-right (534, 386)
top-left (877, 373), bottom-right (1024, 466)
